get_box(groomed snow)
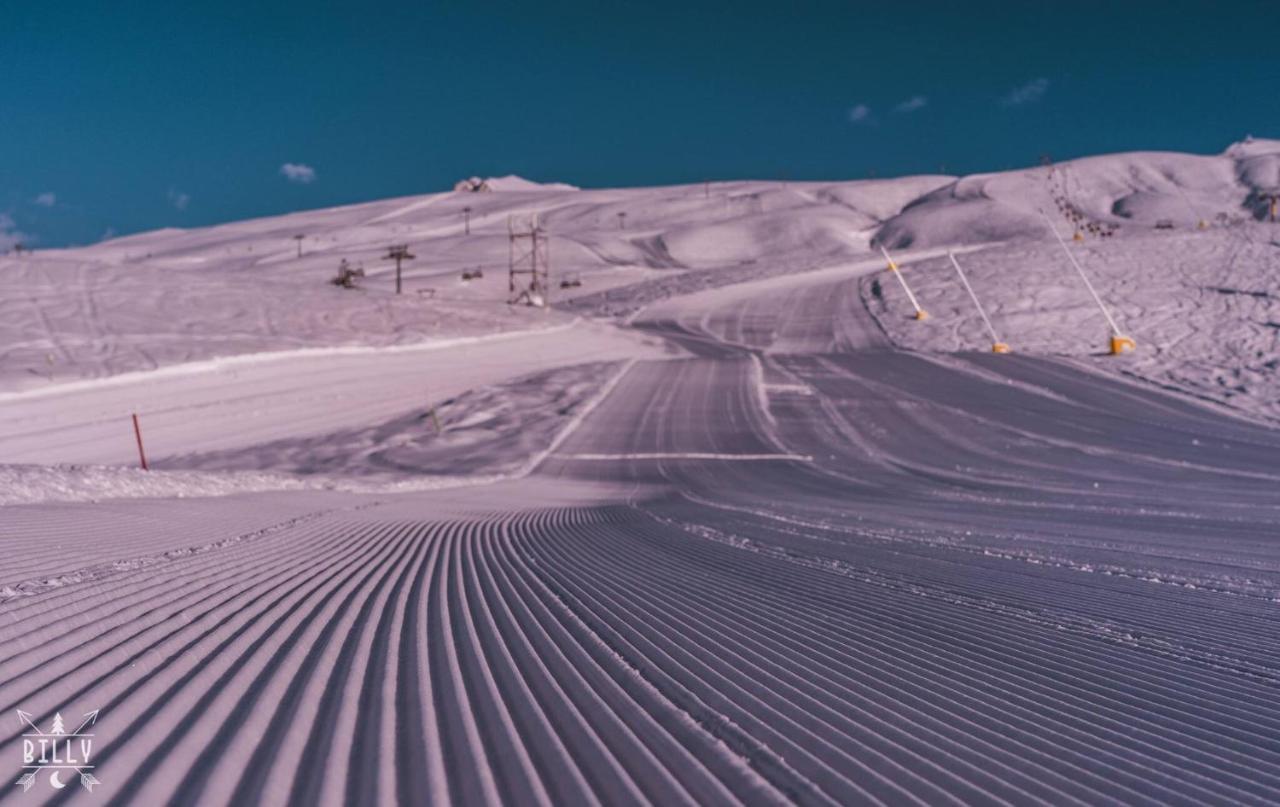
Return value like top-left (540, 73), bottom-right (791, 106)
top-left (3, 147), bottom-right (1280, 803)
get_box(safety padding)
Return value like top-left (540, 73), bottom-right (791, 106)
top-left (991, 342), bottom-right (1011, 354)
top-left (1109, 335), bottom-right (1136, 355)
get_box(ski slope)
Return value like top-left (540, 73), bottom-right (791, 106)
top-left (0, 318), bottom-right (664, 468)
top-left (2, 140), bottom-right (1280, 804)
top-left (3, 263), bottom-right (1279, 803)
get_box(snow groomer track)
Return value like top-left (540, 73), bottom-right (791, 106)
top-left (3, 270), bottom-right (1280, 805)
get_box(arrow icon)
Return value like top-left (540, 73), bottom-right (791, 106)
top-left (71, 710), bottom-right (99, 735)
top-left (15, 710), bottom-right (41, 734)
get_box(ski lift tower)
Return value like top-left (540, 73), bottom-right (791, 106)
top-left (384, 244), bottom-right (415, 295)
top-left (508, 213), bottom-right (550, 306)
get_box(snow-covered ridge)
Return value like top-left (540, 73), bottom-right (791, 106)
top-left (1, 139), bottom-right (1278, 421)
top-left (874, 138), bottom-right (1280, 249)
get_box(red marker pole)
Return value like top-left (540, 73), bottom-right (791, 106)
top-left (132, 413), bottom-right (149, 471)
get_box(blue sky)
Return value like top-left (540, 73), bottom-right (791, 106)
top-left (3, 1), bottom-right (1276, 247)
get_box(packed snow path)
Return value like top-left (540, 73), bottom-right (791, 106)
top-left (3, 270), bottom-right (1280, 804)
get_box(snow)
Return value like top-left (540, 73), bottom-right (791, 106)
top-left (3, 142), bottom-right (1278, 477)
top-left (0, 318), bottom-right (665, 467)
top-left (868, 227), bottom-right (1280, 420)
top-left (873, 141), bottom-right (1280, 249)
top-left (1, 141), bottom-right (1269, 397)
top-left (162, 360), bottom-right (631, 480)
top-left (0, 463), bottom-right (314, 506)
top-left (481, 175), bottom-right (580, 193)
top-left (2, 143), bottom-right (1280, 802)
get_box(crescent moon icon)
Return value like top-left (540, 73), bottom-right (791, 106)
top-left (49, 771), bottom-right (66, 790)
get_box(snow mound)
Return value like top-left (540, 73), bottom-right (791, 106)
top-left (874, 141), bottom-right (1280, 248)
top-left (455, 175), bottom-right (580, 193)
top-left (1224, 136), bottom-right (1280, 159)
top-left (874, 174), bottom-right (1048, 248)
top-left (663, 207), bottom-right (870, 266)
top-left (487, 174), bottom-right (579, 192)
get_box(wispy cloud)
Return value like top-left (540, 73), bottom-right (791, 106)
top-left (167, 188), bottom-right (190, 211)
top-left (33, 192), bottom-right (57, 207)
top-left (1001, 78), bottom-right (1049, 107)
top-left (848, 104), bottom-right (874, 125)
top-left (0, 214), bottom-right (28, 252)
top-left (280, 162), bottom-right (317, 184)
top-left (893, 95), bottom-right (928, 114)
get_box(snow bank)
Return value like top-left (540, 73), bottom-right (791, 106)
top-left (0, 463), bottom-right (314, 506)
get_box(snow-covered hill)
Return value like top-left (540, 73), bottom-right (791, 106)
top-left (2, 140), bottom-right (1279, 456)
top-left (874, 136), bottom-right (1280, 249)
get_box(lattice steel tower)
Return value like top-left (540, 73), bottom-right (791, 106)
top-left (508, 214), bottom-right (550, 306)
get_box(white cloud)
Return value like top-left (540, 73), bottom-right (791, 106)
top-left (848, 104), bottom-right (873, 124)
top-left (893, 95), bottom-right (928, 113)
top-left (0, 214), bottom-right (29, 252)
top-left (280, 162), bottom-right (317, 184)
top-left (33, 192), bottom-right (57, 207)
top-left (1001, 78), bottom-right (1049, 107)
top-left (167, 189), bottom-right (190, 211)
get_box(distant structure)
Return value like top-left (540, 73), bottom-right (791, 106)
top-left (617, 211), bottom-right (627, 230)
top-left (463, 206), bottom-right (472, 235)
top-left (384, 244), bottom-right (415, 295)
top-left (454, 177), bottom-right (492, 193)
top-left (332, 259), bottom-right (364, 289)
top-left (508, 214), bottom-right (549, 306)
top-left (293, 234), bottom-right (305, 258)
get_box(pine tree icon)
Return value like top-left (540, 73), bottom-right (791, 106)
top-left (49, 713), bottom-right (65, 735)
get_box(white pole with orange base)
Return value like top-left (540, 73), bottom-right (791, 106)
top-left (1039, 211), bottom-right (1135, 355)
top-left (947, 251), bottom-right (1009, 353)
top-left (878, 245), bottom-right (928, 320)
